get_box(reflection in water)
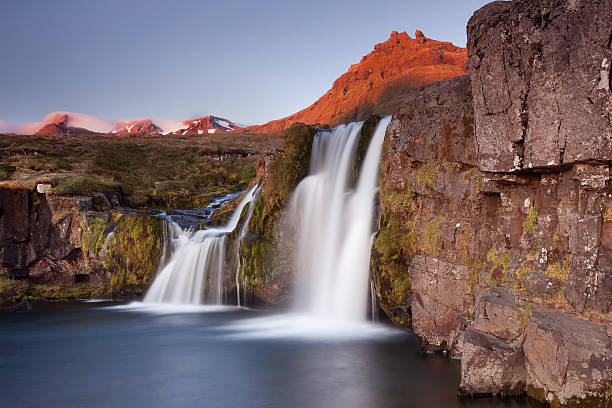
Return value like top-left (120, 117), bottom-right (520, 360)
top-left (0, 303), bottom-right (542, 408)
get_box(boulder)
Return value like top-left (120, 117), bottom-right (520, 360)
top-left (459, 326), bottom-right (526, 397)
top-left (524, 309), bottom-right (612, 406)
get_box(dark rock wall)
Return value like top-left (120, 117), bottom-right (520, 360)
top-left (467, 0), bottom-right (611, 173)
top-left (0, 187), bottom-right (164, 302)
top-left (372, 0), bottom-right (611, 405)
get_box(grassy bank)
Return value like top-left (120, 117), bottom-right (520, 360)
top-left (0, 132), bottom-right (275, 208)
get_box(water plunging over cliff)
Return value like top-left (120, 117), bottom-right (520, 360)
top-left (143, 186), bottom-right (259, 305)
top-left (289, 116), bottom-right (391, 321)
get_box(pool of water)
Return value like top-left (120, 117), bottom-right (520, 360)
top-left (0, 302), bottom-right (541, 408)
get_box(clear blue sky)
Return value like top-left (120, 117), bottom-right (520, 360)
top-left (0, 0), bottom-right (490, 126)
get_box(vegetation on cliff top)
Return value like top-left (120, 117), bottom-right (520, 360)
top-left (0, 132), bottom-right (275, 208)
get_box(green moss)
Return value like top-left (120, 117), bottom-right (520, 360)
top-left (543, 255), bottom-right (572, 282)
top-left (520, 305), bottom-right (533, 332)
top-left (81, 217), bottom-right (108, 259)
top-left (240, 123), bottom-right (317, 304)
top-left (25, 285), bottom-right (105, 301)
top-left (263, 123), bottom-right (316, 209)
top-left (486, 243), bottom-right (511, 285)
top-left (104, 214), bottom-right (163, 296)
top-left (467, 167), bottom-right (482, 192)
top-left (416, 162), bottom-right (438, 189)
top-left (469, 263), bottom-right (483, 287)
top-left (420, 217), bottom-right (442, 256)
top-left (450, 161), bottom-right (463, 170)
top-left (372, 215), bottom-right (413, 311)
top-left (380, 186), bottom-right (415, 212)
top-left (523, 206), bottom-right (539, 234)
top-left (604, 207), bottom-right (612, 222)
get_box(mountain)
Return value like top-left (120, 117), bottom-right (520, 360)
top-left (13, 112), bottom-right (242, 136)
top-left (34, 112), bottom-right (104, 135)
top-left (173, 115), bottom-right (242, 135)
top-left (110, 119), bottom-right (163, 136)
top-left (242, 30), bottom-right (467, 134)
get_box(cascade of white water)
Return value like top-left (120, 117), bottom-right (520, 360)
top-left (289, 117), bottom-right (391, 321)
top-left (143, 186), bottom-right (259, 305)
top-left (370, 278), bottom-right (379, 323)
top-left (235, 186), bottom-right (261, 307)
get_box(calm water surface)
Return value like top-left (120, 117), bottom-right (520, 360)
top-left (0, 302), bottom-right (541, 408)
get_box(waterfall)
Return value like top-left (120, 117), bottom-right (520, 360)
top-left (143, 186), bottom-right (259, 305)
top-left (370, 279), bottom-right (379, 323)
top-left (289, 116), bottom-right (391, 321)
top-left (235, 187), bottom-right (260, 307)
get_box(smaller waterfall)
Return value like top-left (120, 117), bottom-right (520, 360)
top-left (144, 186), bottom-right (259, 305)
top-left (370, 279), bottom-right (379, 323)
top-left (235, 187), bottom-right (261, 307)
top-left (156, 220), bottom-right (184, 273)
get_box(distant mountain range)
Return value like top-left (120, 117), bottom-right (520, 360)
top-left (1, 30), bottom-right (466, 136)
top-left (0, 112), bottom-right (242, 136)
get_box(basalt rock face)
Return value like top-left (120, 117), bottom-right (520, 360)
top-left (243, 31), bottom-right (467, 134)
top-left (373, 1), bottom-right (612, 404)
top-left (467, 0), bottom-right (612, 173)
top-left (371, 74), bottom-right (480, 335)
top-left (0, 187), bottom-right (165, 305)
top-left (372, 0), bottom-right (612, 407)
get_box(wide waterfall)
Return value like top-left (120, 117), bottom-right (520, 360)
top-left (289, 116), bottom-right (391, 321)
top-left (143, 185), bottom-right (259, 305)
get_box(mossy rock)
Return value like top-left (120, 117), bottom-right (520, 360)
top-left (370, 211), bottom-right (415, 326)
top-left (104, 214), bottom-right (163, 298)
top-left (240, 123), bottom-right (316, 305)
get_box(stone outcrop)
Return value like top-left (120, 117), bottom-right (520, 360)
top-left (523, 309), bottom-right (612, 405)
top-left (0, 187), bottom-right (165, 304)
top-left (372, 0), bottom-right (612, 405)
top-left (371, 74), bottom-right (481, 329)
top-left (459, 288), bottom-right (612, 405)
top-left (242, 31), bottom-right (467, 134)
top-left (408, 255), bottom-right (474, 357)
top-left (238, 123), bottom-right (317, 305)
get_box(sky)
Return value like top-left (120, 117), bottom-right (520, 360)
top-left (0, 0), bottom-right (491, 128)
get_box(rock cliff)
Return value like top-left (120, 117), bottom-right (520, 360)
top-left (372, 0), bottom-right (611, 405)
top-left (0, 186), bottom-right (165, 303)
